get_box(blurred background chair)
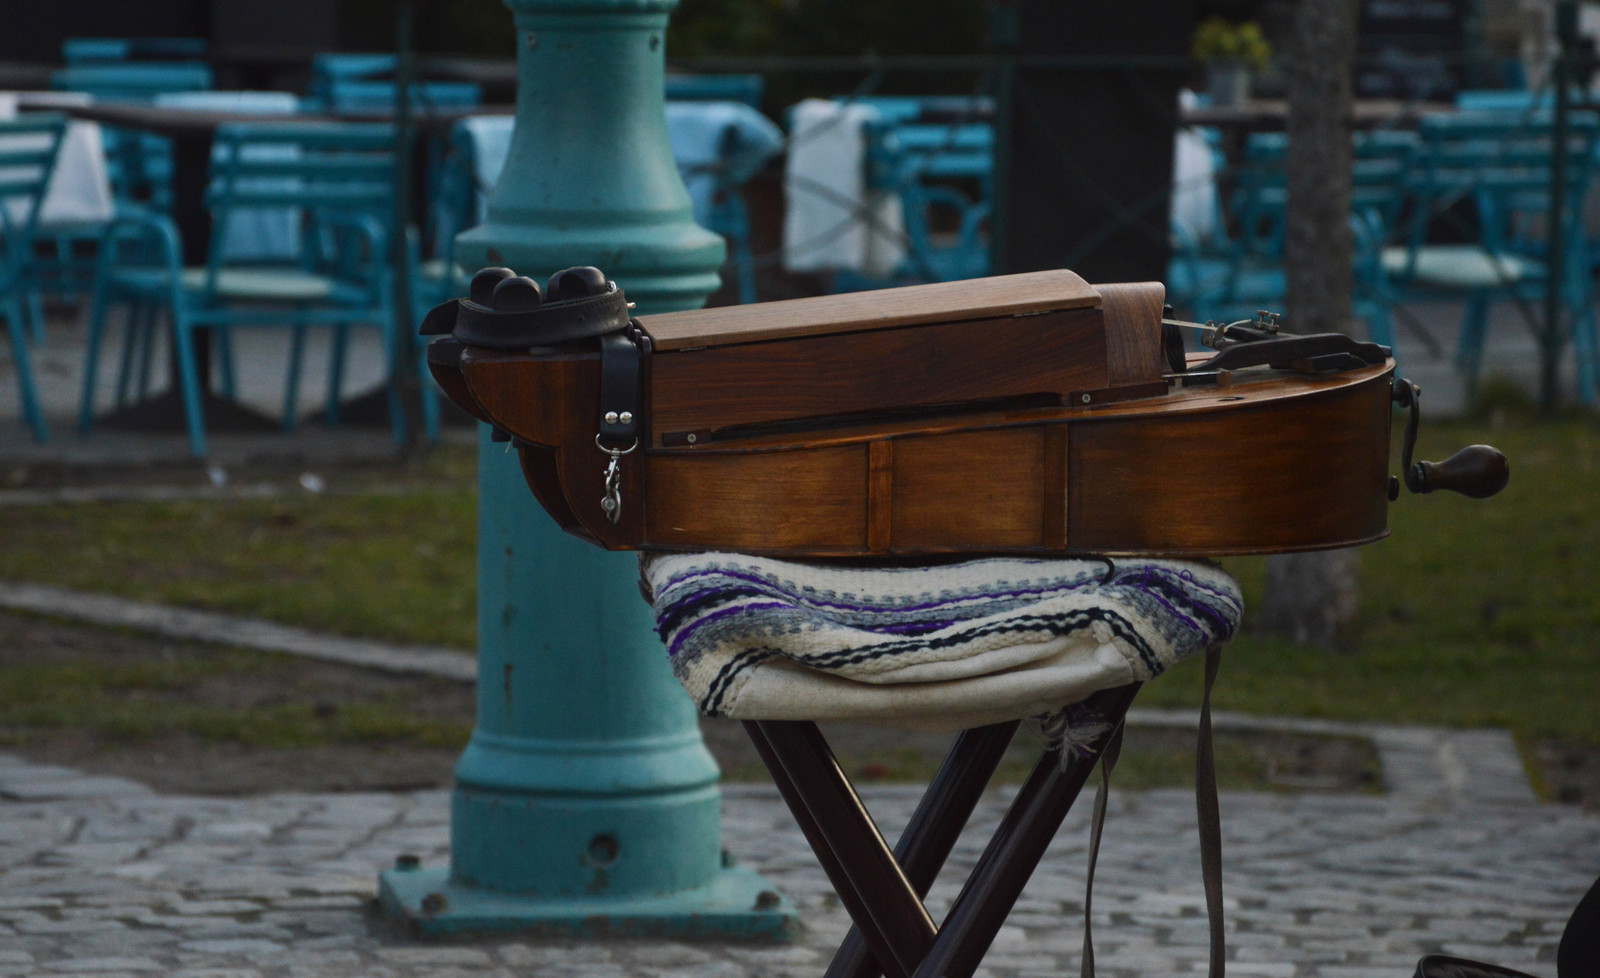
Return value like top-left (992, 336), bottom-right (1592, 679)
top-left (1382, 111), bottom-right (1600, 401)
top-left (786, 95), bottom-right (994, 293)
top-left (1168, 127), bottom-right (1404, 351)
top-left (80, 120), bottom-right (436, 456)
top-left (0, 113), bottom-right (67, 441)
top-left (39, 52), bottom-right (216, 306)
top-left (61, 37), bottom-right (208, 66)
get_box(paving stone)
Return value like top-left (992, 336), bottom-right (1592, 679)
top-left (372, 948), bottom-right (496, 966)
top-left (176, 941), bottom-right (287, 956)
top-left (47, 960), bottom-right (165, 973)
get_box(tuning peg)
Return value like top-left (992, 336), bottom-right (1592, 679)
top-left (547, 266), bottom-right (610, 302)
top-left (470, 266), bottom-right (515, 306)
top-left (491, 275), bottom-right (543, 312)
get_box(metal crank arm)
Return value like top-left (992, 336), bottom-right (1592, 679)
top-left (1389, 379), bottom-right (1510, 500)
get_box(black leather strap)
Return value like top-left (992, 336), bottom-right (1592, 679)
top-left (598, 326), bottom-right (643, 444)
top-left (1196, 642), bottom-right (1227, 978)
top-left (1081, 644), bottom-right (1225, 978)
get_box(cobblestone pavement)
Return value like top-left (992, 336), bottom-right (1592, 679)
top-left (2, 751), bottom-right (1597, 978)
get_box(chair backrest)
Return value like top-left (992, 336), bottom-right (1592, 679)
top-left (664, 74), bottom-right (765, 109)
top-left (202, 122), bottom-right (397, 289)
top-left (1405, 110), bottom-right (1600, 255)
top-left (309, 53), bottom-right (399, 101)
top-left (0, 114), bottom-right (67, 278)
top-left (325, 79), bottom-right (483, 113)
top-left (1235, 128), bottom-right (1419, 255)
top-left (62, 37), bottom-right (207, 65)
top-left (858, 110), bottom-right (994, 282)
top-left (50, 63), bottom-right (214, 101)
top-left (852, 96), bottom-right (994, 124)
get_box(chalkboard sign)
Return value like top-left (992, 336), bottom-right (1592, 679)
top-left (1356, 0), bottom-right (1471, 101)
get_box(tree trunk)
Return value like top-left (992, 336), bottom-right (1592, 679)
top-left (1256, 0), bottom-right (1363, 650)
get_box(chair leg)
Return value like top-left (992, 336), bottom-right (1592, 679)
top-left (135, 305), bottom-right (159, 401)
top-left (283, 323), bottom-right (306, 432)
top-left (1564, 277), bottom-right (1598, 405)
top-left (1456, 293), bottom-right (1491, 398)
top-left (114, 301), bottom-right (148, 409)
top-left (170, 313), bottom-right (209, 458)
top-left (212, 325), bottom-right (237, 400)
top-left (24, 287), bottom-right (47, 346)
top-left (78, 280), bottom-right (116, 434)
top-left (4, 297), bottom-right (48, 442)
top-left (324, 323), bottom-right (348, 425)
top-left (379, 305), bottom-right (408, 447)
top-left (419, 354), bottom-right (441, 445)
top-left (734, 239), bottom-right (759, 306)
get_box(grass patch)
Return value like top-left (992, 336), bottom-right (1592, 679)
top-left (0, 456), bottom-right (478, 649)
top-left (1138, 414), bottom-right (1600, 747)
top-left (0, 646), bottom-right (472, 752)
top-left (0, 417), bottom-right (1594, 751)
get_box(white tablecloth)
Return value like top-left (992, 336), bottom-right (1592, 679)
top-left (153, 91), bottom-right (302, 261)
top-left (781, 98), bottom-right (905, 277)
top-left (0, 91), bottom-right (114, 227)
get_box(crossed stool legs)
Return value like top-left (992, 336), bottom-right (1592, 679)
top-left (746, 682), bottom-right (1139, 978)
top-left (644, 551), bottom-right (1241, 978)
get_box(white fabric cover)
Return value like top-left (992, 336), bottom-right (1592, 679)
top-left (0, 92), bottom-right (114, 227)
top-left (781, 98), bottom-right (907, 276)
top-left (645, 552), bottom-right (1242, 731)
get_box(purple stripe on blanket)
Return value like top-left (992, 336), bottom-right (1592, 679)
top-left (1128, 566), bottom-right (1205, 637)
top-left (656, 565), bottom-right (1102, 620)
top-left (663, 599), bottom-right (791, 659)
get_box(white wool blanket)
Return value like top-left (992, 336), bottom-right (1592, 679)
top-left (643, 553), bottom-right (1243, 733)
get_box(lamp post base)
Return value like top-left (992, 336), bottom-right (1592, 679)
top-left (378, 863), bottom-right (798, 941)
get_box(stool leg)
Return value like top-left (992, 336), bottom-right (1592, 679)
top-left (826, 720), bottom-right (1021, 978)
top-left (912, 684), bottom-right (1141, 978)
top-left (747, 721), bottom-right (936, 978)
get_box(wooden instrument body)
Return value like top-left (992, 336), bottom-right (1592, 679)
top-left (434, 271), bottom-right (1396, 558)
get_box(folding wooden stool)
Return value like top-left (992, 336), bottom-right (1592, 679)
top-left (646, 552), bottom-right (1240, 978)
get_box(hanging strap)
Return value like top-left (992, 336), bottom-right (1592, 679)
top-left (1082, 643), bottom-right (1226, 978)
top-left (1080, 718), bottom-right (1123, 978)
top-left (1196, 642), bottom-right (1227, 978)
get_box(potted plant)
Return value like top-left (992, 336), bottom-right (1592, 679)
top-left (1191, 17), bottom-right (1272, 105)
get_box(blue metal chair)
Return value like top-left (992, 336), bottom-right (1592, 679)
top-left (323, 79), bottom-right (483, 114)
top-left (664, 73), bottom-right (765, 108)
top-left (62, 37), bottom-right (207, 65)
top-left (96, 92), bottom-right (306, 410)
top-left (308, 54), bottom-right (409, 104)
top-left (50, 64), bottom-right (214, 102)
top-left (39, 63), bottom-right (215, 305)
top-left (80, 121), bottom-right (438, 456)
top-left (306, 53), bottom-right (484, 114)
top-left (1172, 129), bottom-right (1405, 349)
top-left (1382, 111), bottom-right (1600, 401)
top-left (823, 102), bottom-right (994, 292)
top-left (866, 117), bottom-right (993, 284)
top-left (0, 114), bottom-right (67, 441)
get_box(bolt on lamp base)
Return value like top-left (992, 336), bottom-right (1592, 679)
top-left (378, 864), bottom-right (798, 941)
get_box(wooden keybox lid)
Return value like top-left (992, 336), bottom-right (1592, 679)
top-left (635, 269), bottom-right (1100, 351)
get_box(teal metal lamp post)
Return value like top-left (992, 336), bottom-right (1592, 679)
top-left (378, 0), bottom-right (794, 939)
